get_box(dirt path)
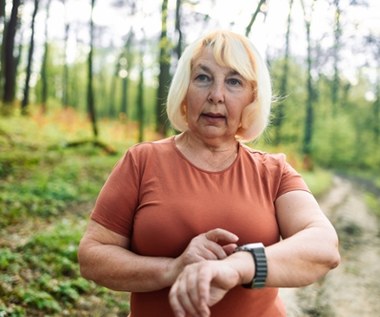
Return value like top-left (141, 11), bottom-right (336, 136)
top-left (280, 175), bottom-right (380, 317)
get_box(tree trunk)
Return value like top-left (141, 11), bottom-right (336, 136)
top-left (87, 0), bottom-right (98, 138)
top-left (245, 0), bottom-right (266, 37)
top-left (62, 2), bottom-right (70, 108)
top-left (331, 0), bottom-right (342, 116)
top-left (301, 0), bottom-right (317, 169)
top-left (120, 30), bottom-right (134, 118)
top-left (0, 0), bottom-right (6, 98)
top-left (156, 0), bottom-right (171, 136)
top-left (40, 0), bottom-right (52, 114)
top-left (374, 77), bottom-right (380, 144)
top-left (108, 59), bottom-right (119, 118)
top-left (21, 0), bottom-right (39, 114)
top-left (274, 0), bottom-right (294, 145)
top-left (137, 47), bottom-right (145, 143)
top-left (175, 0), bottom-right (183, 59)
top-left (2, 0), bottom-right (21, 108)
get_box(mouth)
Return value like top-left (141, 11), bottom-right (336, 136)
top-left (202, 112), bottom-right (226, 119)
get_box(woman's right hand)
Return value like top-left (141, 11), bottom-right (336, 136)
top-left (171, 228), bottom-right (239, 278)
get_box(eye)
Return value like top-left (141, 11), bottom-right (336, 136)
top-left (194, 73), bottom-right (210, 82)
top-left (226, 77), bottom-right (243, 86)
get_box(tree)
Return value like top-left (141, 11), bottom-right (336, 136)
top-left (0, 0), bottom-right (6, 96)
top-left (62, 0), bottom-right (70, 108)
top-left (273, 0), bottom-right (294, 145)
top-left (87, 0), bottom-right (98, 137)
top-left (1, 0), bottom-right (21, 110)
top-left (331, 0), bottom-right (342, 116)
top-left (40, 0), bottom-right (52, 113)
top-left (300, 0), bottom-right (317, 168)
top-left (137, 40), bottom-right (145, 142)
top-left (156, 0), bottom-right (171, 136)
top-left (21, 0), bottom-right (39, 114)
top-left (245, 0), bottom-right (267, 37)
top-left (120, 30), bottom-right (134, 118)
top-left (175, 0), bottom-right (183, 59)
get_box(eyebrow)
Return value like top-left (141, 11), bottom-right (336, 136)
top-left (195, 63), bottom-right (241, 77)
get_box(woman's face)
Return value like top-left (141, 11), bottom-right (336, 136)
top-left (184, 47), bottom-right (255, 142)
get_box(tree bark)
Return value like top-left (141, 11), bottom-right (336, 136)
top-left (331, 0), bottom-right (342, 116)
top-left (21, 0), bottom-right (39, 114)
top-left (245, 0), bottom-right (266, 37)
top-left (120, 30), bottom-right (134, 117)
top-left (274, 0), bottom-right (294, 145)
top-left (137, 45), bottom-right (145, 143)
top-left (156, 0), bottom-right (171, 136)
top-left (87, 0), bottom-right (98, 137)
top-left (175, 0), bottom-right (183, 59)
top-left (62, 0), bottom-right (70, 108)
top-left (301, 0), bottom-right (317, 169)
top-left (2, 0), bottom-right (21, 108)
top-left (40, 0), bottom-right (52, 113)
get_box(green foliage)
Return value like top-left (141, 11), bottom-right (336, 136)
top-left (19, 290), bottom-right (61, 313)
top-left (0, 113), bottom-right (131, 316)
top-left (0, 304), bottom-right (26, 317)
top-left (0, 248), bottom-right (22, 270)
top-left (364, 192), bottom-right (380, 218)
top-left (301, 169), bottom-right (333, 197)
top-left (268, 56), bottom-right (379, 171)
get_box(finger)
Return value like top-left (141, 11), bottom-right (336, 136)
top-left (205, 228), bottom-right (238, 245)
top-left (203, 240), bottom-right (228, 260)
top-left (222, 243), bottom-right (238, 255)
top-left (176, 273), bottom-right (200, 317)
top-left (197, 264), bottom-right (212, 316)
top-left (187, 267), bottom-right (206, 316)
top-left (169, 283), bottom-right (186, 317)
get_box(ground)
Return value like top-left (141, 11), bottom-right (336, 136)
top-left (280, 175), bottom-right (380, 317)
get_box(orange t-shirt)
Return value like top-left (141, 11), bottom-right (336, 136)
top-left (91, 136), bottom-right (310, 317)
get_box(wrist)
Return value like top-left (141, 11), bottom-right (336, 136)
top-left (234, 243), bottom-right (267, 288)
top-left (164, 257), bottom-right (183, 287)
top-left (224, 251), bottom-right (255, 286)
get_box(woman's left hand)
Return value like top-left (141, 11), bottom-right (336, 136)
top-left (169, 260), bottom-right (241, 317)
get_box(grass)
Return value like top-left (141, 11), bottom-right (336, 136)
top-left (0, 109), bottom-right (136, 316)
top-left (302, 168), bottom-right (333, 198)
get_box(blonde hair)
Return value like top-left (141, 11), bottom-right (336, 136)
top-left (166, 30), bottom-right (272, 142)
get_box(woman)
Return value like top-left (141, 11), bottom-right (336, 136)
top-left (78, 30), bottom-right (340, 317)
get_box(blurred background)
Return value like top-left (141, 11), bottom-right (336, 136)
top-left (0, 0), bottom-right (379, 316)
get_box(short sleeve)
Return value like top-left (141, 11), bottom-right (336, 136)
top-left (276, 157), bottom-right (310, 198)
top-left (90, 149), bottom-right (140, 237)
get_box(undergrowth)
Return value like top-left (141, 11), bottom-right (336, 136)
top-left (0, 110), bottom-right (132, 316)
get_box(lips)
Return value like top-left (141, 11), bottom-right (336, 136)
top-left (202, 112), bottom-right (225, 119)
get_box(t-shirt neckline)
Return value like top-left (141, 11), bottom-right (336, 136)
top-left (171, 135), bottom-right (241, 174)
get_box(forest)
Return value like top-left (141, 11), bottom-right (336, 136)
top-left (0, 0), bottom-right (379, 316)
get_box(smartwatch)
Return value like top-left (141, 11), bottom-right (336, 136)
top-left (234, 242), bottom-right (267, 288)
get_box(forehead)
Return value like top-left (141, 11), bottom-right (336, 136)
top-left (191, 48), bottom-right (238, 74)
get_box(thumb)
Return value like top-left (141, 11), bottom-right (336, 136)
top-left (205, 228), bottom-right (239, 245)
top-left (223, 243), bottom-right (238, 255)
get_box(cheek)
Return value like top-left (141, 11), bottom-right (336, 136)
top-left (185, 94), bottom-right (203, 114)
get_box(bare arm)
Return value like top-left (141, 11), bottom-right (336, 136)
top-left (169, 190), bottom-right (341, 317)
top-left (77, 220), bottom-right (238, 292)
top-left (265, 190), bottom-right (340, 287)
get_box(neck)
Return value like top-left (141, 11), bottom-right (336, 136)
top-left (175, 132), bottom-right (239, 171)
top-left (180, 131), bottom-right (238, 153)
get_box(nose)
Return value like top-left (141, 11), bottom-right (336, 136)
top-left (207, 81), bottom-right (225, 104)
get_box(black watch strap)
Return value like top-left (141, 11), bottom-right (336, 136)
top-left (235, 242), bottom-right (267, 288)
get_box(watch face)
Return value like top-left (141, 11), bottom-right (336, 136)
top-left (242, 242), bottom-right (264, 249)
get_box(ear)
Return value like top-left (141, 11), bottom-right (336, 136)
top-left (181, 103), bottom-right (187, 116)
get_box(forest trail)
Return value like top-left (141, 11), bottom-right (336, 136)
top-left (280, 175), bottom-right (380, 317)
